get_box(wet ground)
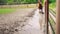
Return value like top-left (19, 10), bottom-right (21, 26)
top-left (0, 8), bottom-right (45, 34)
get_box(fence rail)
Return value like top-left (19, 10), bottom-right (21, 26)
top-left (0, 4), bottom-right (37, 8)
top-left (49, 9), bottom-right (56, 34)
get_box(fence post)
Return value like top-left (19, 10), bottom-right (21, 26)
top-left (56, 0), bottom-right (60, 34)
top-left (44, 0), bottom-right (49, 34)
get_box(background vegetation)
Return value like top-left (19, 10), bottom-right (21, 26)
top-left (0, 0), bottom-right (38, 5)
top-left (0, 0), bottom-right (56, 14)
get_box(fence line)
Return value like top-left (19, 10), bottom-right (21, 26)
top-left (49, 10), bottom-right (56, 34)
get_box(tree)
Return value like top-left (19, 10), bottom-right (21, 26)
top-left (49, 0), bottom-right (56, 3)
top-left (0, 0), bottom-right (7, 5)
top-left (0, 0), bottom-right (38, 5)
top-left (7, 0), bottom-right (14, 5)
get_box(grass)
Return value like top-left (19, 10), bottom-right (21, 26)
top-left (49, 3), bottom-right (56, 9)
top-left (0, 8), bottom-right (15, 14)
top-left (49, 2), bottom-right (56, 17)
top-left (0, 4), bottom-right (37, 14)
top-left (49, 3), bottom-right (56, 13)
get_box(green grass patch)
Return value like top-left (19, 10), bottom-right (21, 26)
top-left (49, 3), bottom-right (56, 13)
top-left (49, 2), bottom-right (56, 16)
top-left (0, 8), bottom-right (15, 14)
top-left (49, 3), bottom-right (56, 9)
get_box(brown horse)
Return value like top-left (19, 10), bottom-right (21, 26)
top-left (38, 2), bottom-right (44, 14)
top-left (38, 3), bottom-right (43, 10)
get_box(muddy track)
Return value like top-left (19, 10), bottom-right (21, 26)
top-left (0, 8), bottom-right (36, 34)
top-left (0, 8), bottom-right (45, 34)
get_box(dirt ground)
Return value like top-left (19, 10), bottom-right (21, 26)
top-left (0, 8), bottom-right (35, 34)
top-left (0, 8), bottom-right (45, 34)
